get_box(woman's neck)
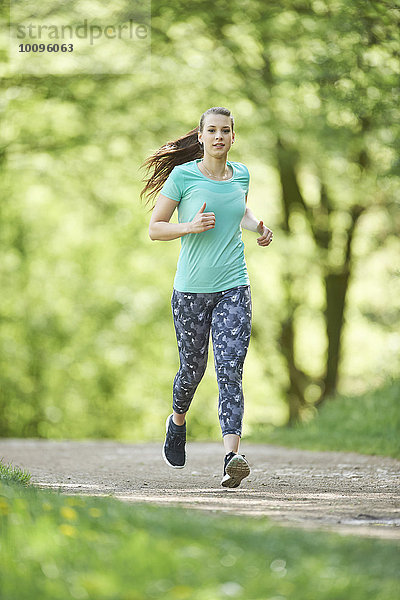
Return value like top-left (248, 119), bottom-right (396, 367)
top-left (201, 155), bottom-right (231, 180)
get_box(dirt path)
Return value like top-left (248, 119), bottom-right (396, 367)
top-left (1, 439), bottom-right (399, 540)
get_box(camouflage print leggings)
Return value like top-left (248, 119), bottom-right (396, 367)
top-left (171, 285), bottom-right (252, 437)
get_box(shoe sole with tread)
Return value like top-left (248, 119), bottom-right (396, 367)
top-left (221, 455), bottom-right (250, 488)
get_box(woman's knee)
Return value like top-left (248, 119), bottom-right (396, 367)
top-left (175, 363), bottom-right (207, 390)
top-left (214, 355), bottom-right (245, 386)
top-left (184, 366), bottom-right (207, 388)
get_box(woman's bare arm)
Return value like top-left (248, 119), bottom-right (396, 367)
top-left (240, 205), bottom-right (260, 232)
top-left (149, 194), bottom-right (215, 241)
top-left (241, 197), bottom-right (273, 247)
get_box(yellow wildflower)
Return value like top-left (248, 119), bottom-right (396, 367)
top-left (60, 506), bottom-right (78, 521)
top-left (59, 524), bottom-right (76, 537)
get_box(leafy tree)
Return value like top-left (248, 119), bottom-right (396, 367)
top-left (0, 0), bottom-right (398, 438)
top-left (150, 0), bottom-right (400, 421)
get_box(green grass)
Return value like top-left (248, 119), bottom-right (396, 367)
top-left (1, 381), bottom-right (399, 598)
top-left (0, 458), bottom-right (31, 485)
top-left (1, 480), bottom-right (399, 600)
top-left (247, 379), bottom-right (400, 458)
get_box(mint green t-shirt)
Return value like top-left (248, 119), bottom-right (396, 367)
top-left (161, 158), bottom-right (250, 293)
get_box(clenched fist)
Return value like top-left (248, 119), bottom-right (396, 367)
top-left (257, 220), bottom-right (273, 247)
top-left (188, 202), bottom-right (216, 234)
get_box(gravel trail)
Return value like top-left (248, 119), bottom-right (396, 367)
top-left (1, 439), bottom-right (399, 540)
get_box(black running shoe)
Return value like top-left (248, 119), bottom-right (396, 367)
top-left (221, 452), bottom-right (250, 488)
top-left (162, 414), bottom-right (186, 468)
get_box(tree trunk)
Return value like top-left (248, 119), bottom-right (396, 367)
top-left (276, 139), bottom-right (366, 417)
top-left (322, 269), bottom-right (350, 400)
top-left (317, 204), bottom-right (364, 406)
top-left (276, 141), bottom-right (311, 422)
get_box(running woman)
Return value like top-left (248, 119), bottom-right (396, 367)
top-left (140, 106), bottom-right (273, 488)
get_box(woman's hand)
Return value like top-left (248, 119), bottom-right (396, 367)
top-left (189, 202), bottom-right (216, 234)
top-left (256, 221), bottom-right (273, 247)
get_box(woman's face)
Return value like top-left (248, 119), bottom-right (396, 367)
top-left (198, 114), bottom-right (235, 158)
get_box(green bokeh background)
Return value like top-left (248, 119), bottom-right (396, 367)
top-left (1, 0), bottom-right (399, 441)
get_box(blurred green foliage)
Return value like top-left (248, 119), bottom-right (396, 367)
top-left (1, 481), bottom-right (399, 599)
top-left (249, 378), bottom-right (400, 458)
top-left (0, 1), bottom-right (399, 439)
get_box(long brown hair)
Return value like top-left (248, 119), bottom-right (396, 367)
top-left (140, 107), bottom-right (235, 207)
